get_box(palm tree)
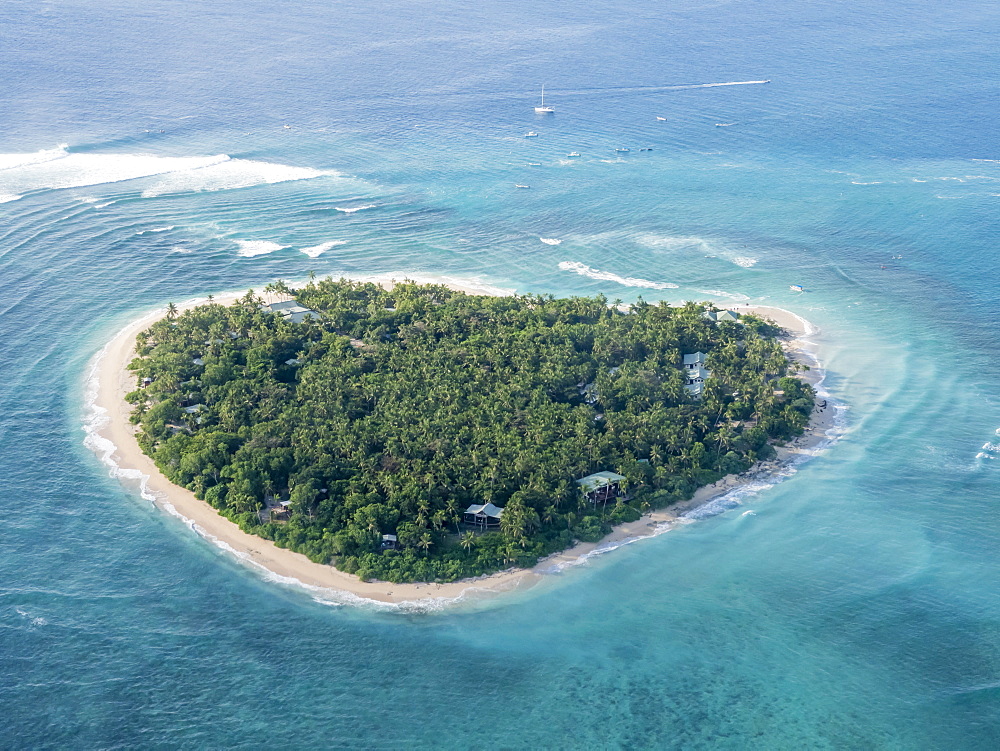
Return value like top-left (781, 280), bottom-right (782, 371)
top-left (417, 532), bottom-right (433, 555)
top-left (460, 531), bottom-right (476, 554)
top-left (166, 302), bottom-right (178, 320)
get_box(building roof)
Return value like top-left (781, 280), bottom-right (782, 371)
top-left (575, 471), bottom-right (626, 492)
top-left (382, 534), bottom-right (398, 542)
top-left (687, 366), bottom-right (710, 382)
top-left (715, 310), bottom-right (741, 322)
top-left (682, 352), bottom-right (707, 365)
top-left (685, 382), bottom-right (704, 396)
top-left (267, 300), bottom-right (300, 312)
top-left (464, 503), bottom-right (504, 519)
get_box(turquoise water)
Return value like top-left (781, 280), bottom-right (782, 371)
top-left (3, 0), bottom-right (1000, 746)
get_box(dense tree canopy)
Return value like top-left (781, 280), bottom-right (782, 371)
top-left (127, 280), bottom-right (814, 582)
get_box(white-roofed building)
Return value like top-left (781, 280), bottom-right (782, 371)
top-left (263, 300), bottom-right (318, 324)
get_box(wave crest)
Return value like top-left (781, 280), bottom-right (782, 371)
top-left (558, 261), bottom-right (679, 290)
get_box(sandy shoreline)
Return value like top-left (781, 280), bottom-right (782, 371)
top-left (84, 283), bottom-right (840, 611)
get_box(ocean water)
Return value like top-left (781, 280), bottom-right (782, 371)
top-left (3, 0), bottom-right (1000, 746)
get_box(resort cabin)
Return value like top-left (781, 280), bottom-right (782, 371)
top-left (682, 352), bottom-right (707, 369)
top-left (381, 534), bottom-right (398, 550)
top-left (141, 377), bottom-right (153, 388)
top-left (703, 309), bottom-right (742, 324)
top-left (576, 471), bottom-right (626, 504)
top-left (463, 503), bottom-right (504, 529)
top-left (263, 300), bottom-right (318, 324)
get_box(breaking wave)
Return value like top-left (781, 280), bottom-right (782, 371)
top-left (558, 261), bottom-right (679, 290)
top-left (335, 204), bottom-right (376, 213)
top-left (301, 240), bottom-right (347, 258)
top-left (0, 145), bottom-right (330, 200)
top-left (694, 289), bottom-right (752, 301)
top-left (540, 238), bottom-right (562, 245)
top-left (234, 240), bottom-right (287, 257)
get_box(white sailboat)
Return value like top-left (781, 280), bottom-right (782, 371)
top-left (534, 84), bottom-right (554, 114)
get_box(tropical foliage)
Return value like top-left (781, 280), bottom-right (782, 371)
top-left (126, 279), bottom-right (813, 582)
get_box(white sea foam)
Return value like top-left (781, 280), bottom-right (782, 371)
top-left (135, 226), bottom-right (175, 235)
top-left (300, 240), bottom-right (348, 258)
top-left (0, 193), bottom-right (21, 203)
top-left (731, 256), bottom-right (758, 268)
top-left (142, 157), bottom-right (329, 198)
top-left (1, 150), bottom-right (227, 196)
top-left (81, 326), bottom-right (164, 510)
top-left (539, 237), bottom-right (562, 245)
top-left (234, 240), bottom-right (287, 257)
top-left (0, 144), bottom-right (69, 171)
top-left (0, 146), bottom-right (330, 199)
top-left (335, 204), bottom-right (376, 213)
top-left (694, 289), bottom-right (752, 301)
top-left (558, 261), bottom-right (680, 290)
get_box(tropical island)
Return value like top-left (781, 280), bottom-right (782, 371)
top-left (122, 278), bottom-right (814, 585)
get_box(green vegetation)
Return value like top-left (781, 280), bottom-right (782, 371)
top-left (126, 279), bottom-right (814, 583)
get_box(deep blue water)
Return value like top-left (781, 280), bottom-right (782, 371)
top-left (3, 0), bottom-right (1000, 747)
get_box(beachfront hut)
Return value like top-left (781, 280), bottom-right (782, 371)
top-left (463, 503), bottom-right (504, 529)
top-left (682, 352), bottom-right (707, 369)
top-left (381, 534), bottom-right (398, 550)
top-left (576, 471), bottom-right (626, 504)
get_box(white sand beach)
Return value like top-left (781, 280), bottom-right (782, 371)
top-left (85, 284), bottom-right (838, 609)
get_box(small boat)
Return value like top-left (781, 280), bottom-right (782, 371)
top-left (534, 84), bottom-right (554, 114)
top-left (515, 184), bottom-right (530, 189)
top-left (567, 152), bottom-right (581, 157)
top-left (656, 116), bottom-right (667, 121)
top-left (526, 162), bottom-right (541, 166)
top-left (615, 147), bottom-right (630, 153)
top-left (789, 284), bottom-right (804, 292)
top-left (525, 131), bottom-right (538, 138)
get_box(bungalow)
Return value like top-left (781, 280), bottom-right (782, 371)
top-left (463, 503), bottom-right (504, 529)
top-left (576, 471), bottom-right (626, 504)
top-left (703, 309), bottom-right (742, 324)
top-left (381, 534), bottom-right (398, 550)
top-left (263, 300), bottom-right (318, 324)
